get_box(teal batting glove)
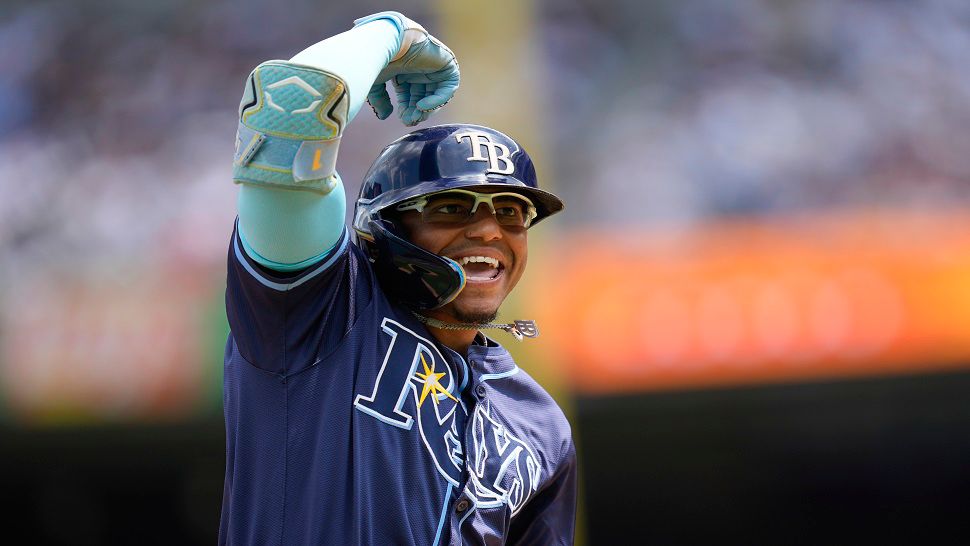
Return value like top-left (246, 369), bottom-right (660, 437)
top-left (354, 11), bottom-right (460, 126)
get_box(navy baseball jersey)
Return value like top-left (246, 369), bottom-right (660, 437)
top-left (220, 223), bottom-right (577, 545)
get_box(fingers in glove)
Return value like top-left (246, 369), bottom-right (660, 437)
top-left (366, 82), bottom-right (393, 120)
top-left (417, 71), bottom-right (459, 112)
top-left (389, 80), bottom-right (420, 126)
top-left (391, 78), bottom-right (411, 121)
top-left (403, 83), bottom-right (431, 126)
top-left (392, 64), bottom-right (459, 113)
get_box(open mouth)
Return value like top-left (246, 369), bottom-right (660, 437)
top-left (457, 256), bottom-right (504, 282)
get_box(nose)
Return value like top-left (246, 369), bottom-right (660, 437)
top-left (463, 206), bottom-right (503, 241)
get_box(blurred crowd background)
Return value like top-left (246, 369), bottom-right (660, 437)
top-left (2, 0), bottom-right (969, 544)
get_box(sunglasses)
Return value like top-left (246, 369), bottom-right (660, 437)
top-left (395, 189), bottom-right (538, 228)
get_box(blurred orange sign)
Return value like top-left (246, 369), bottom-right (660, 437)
top-left (532, 210), bottom-right (970, 394)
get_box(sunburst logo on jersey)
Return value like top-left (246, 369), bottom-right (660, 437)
top-left (414, 354), bottom-right (459, 408)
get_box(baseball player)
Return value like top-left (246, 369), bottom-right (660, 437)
top-left (222, 11), bottom-right (577, 545)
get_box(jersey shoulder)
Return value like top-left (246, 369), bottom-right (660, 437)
top-left (510, 366), bottom-right (573, 445)
top-left (477, 355), bottom-right (574, 470)
top-left (227, 225), bottom-right (382, 374)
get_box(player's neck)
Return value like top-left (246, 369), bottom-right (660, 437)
top-left (425, 325), bottom-right (477, 356)
top-left (416, 309), bottom-right (481, 355)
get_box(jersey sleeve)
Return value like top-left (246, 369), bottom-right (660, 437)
top-left (225, 220), bottom-right (374, 375)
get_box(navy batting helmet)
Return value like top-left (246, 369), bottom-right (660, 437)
top-left (353, 124), bottom-right (564, 310)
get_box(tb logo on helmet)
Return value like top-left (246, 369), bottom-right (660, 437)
top-left (455, 131), bottom-right (515, 175)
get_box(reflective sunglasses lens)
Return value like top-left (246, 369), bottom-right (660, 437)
top-left (420, 191), bottom-right (534, 228)
top-left (491, 195), bottom-right (531, 227)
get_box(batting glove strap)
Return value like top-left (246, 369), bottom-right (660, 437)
top-left (233, 60), bottom-right (349, 194)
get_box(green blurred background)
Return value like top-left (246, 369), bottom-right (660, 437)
top-left (2, 0), bottom-right (970, 543)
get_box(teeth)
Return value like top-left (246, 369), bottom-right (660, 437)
top-left (458, 256), bottom-right (499, 268)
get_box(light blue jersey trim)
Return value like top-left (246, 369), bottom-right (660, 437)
top-left (457, 501), bottom-right (476, 529)
top-left (432, 483), bottom-right (454, 546)
top-left (236, 178), bottom-right (347, 269)
top-left (441, 348), bottom-right (471, 394)
top-left (352, 403), bottom-right (414, 431)
top-left (457, 354), bottom-right (470, 393)
top-left (238, 227), bottom-right (340, 272)
top-left (233, 228), bottom-right (349, 292)
top-left (479, 367), bottom-right (520, 382)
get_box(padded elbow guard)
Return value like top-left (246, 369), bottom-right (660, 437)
top-left (233, 61), bottom-right (349, 194)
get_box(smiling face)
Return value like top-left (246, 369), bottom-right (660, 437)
top-left (395, 196), bottom-right (529, 324)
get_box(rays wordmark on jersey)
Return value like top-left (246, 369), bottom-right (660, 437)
top-left (467, 401), bottom-right (541, 514)
top-left (354, 318), bottom-right (541, 512)
top-left (354, 318), bottom-right (467, 486)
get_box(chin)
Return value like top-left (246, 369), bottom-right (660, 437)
top-left (449, 298), bottom-right (501, 324)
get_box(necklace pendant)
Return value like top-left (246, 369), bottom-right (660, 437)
top-left (509, 320), bottom-right (539, 340)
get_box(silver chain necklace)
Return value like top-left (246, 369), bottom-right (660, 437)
top-left (411, 312), bottom-right (539, 341)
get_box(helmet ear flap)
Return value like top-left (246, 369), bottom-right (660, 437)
top-left (366, 218), bottom-right (466, 310)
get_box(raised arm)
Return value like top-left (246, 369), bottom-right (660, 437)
top-left (233, 12), bottom-right (459, 271)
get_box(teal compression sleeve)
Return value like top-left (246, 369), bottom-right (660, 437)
top-left (237, 19), bottom-right (400, 270)
top-left (290, 19), bottom-right (402, 121)
top-left (237, 179), bottom-right (346, 272)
